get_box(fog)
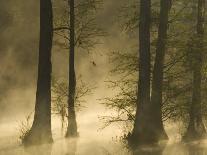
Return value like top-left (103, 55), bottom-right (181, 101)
top-left (0, 0), bottom-right (131, 119)
top-left (1, 118), bottom-right (207, 155)
top-left (1, 0), bottom-right (207, 155)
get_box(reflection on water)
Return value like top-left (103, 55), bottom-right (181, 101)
top-left (65, 139), bottom-right (77, 155)
top-left (1, 138), bottom-right (207, 155)
top-left (131, 144), bottom-right (165, 155)
top-left (188, 145), bottom-right (206, 155)
top-left (52, 139), bottom-right (77, 155)
top-left (24, 144), bottom-right (52, 155)
top-left (1, 137), bottom-right (207, 155)
top-left (1, 117), bottom-right (207, 155)
top-left (163, 141), bottom-right (207, 155)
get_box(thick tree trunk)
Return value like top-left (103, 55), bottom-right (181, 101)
top-left (183, 0), bottom-right (206, 141)
top-left (65, 0), bottom-right (78, 138)
top-left (150, 0), bottom-right (171, 141)
top-left (23, 0), bottom-right (53, 145)
top-left (128, 0), bottom-right (154, 146)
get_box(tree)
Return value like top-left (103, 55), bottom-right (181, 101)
top-left (22, 0), bottom-right (53, 145)
top-left (101, 0), bottom-right (207, 144)
top-left (53, 0), bottom-right (104, 137)
top-left (128, 0), bottom-right (153, 145)
top-left (52, 77), bottom-right (94, 135)
top-left (53, 0), bottom-right (104, 51)
top-left (183, 0), bottom-right (206, 141)
top-left (65, 0), bottom-right (78, 138)
top-left (150, 0), bottom-right (172, 140)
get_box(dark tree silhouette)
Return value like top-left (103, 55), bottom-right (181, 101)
top-left (65, 0), bottom-right (78, 138)
top-left (128, 0), bottom-right (153, 145)
top-left (183, 0), bottom-right (206, 141)
top-left (22, 0), bottom-right (53, 145)
top-left (128, 0), bottom-right (173, 146)
top-left (150, 0), bottom-right (172, 141)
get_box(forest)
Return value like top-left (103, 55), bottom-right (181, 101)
top-left (1, 0), bottom-right (207, 154)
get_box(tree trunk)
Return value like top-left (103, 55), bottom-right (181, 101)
top-left (23, 0), bottom-right (53, 145)
top-left (183, 0), bottom-right (206, 141)
top-left (128, 0), bottom-right (154, 146)
top-left (150, 0), bottom-right (171, 141)
top-left (65, 0), bottom-right (78, 138)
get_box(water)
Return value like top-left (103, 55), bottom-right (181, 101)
top-left (0, 109), bottom-right (207, 155)
top-left (1, 137), bottom-right (207, 155)
top-left (1, 120), bottom-right (207, 155)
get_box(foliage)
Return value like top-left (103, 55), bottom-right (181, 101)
top-left (18, 112), bottom-right (33, 142)
top-left (53, 0), bottom-right (105, 52)
top-left (100, 0), bottom-right (207, 136)
top-left (51, 76), bottom-right (95, 129)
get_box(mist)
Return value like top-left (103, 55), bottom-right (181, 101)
top-left (1, 0), bottom-right (207, 154)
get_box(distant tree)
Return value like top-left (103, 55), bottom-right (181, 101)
top-left (183, 0), bottom-right (206, 141)
top-left (22, 0), bottom-right (53, 145)
top-left (65, 0), bottom-right (78, 138)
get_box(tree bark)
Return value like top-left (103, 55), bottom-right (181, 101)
top-left (23, 0), bottom-right (53, 145)
top-left (128, 0), bottom-right (154, 146)
top-left (183, 0), bottom-right (206, 141)
top-left (150, 0), bottom-right (171, 141)
top-left (65, 0), bottom-right (78, 138)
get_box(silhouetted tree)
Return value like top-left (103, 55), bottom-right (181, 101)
top-left (22, 0), bottom-right (53, 145)
top-left (150, 0), bottom-right (172, 140)
top-left (101, 0), bottom-right (207, 144)
top-left (128, 0), bottom-right (153, 145)
top-left (64, 0), bottom-right (78, 138)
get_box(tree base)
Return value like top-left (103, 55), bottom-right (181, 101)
top-left (157, 128), bottom-right (169, 140)
top-left (182, 130), bottom-right (206, 142)
top-left (127, 128), bottom-right (168, 147)
top-left (182, 125), bottom-right (206, 142)
top-left (22, 127), bottom-right (53, 146)
top-left (128, 108), bottom-right (168, 147)
top-left (65, 130), bottom-right (79, 138)
top-left (127, 130), bottom-right (157, 148)
top-left (126, 123), bottom-right (169, 146)
top-left (65, 132), bottom-right (79, 138)
top-left (65, 124), bottom-right (79, 138)
top-left (65, 118), bottom-right (79, 138)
